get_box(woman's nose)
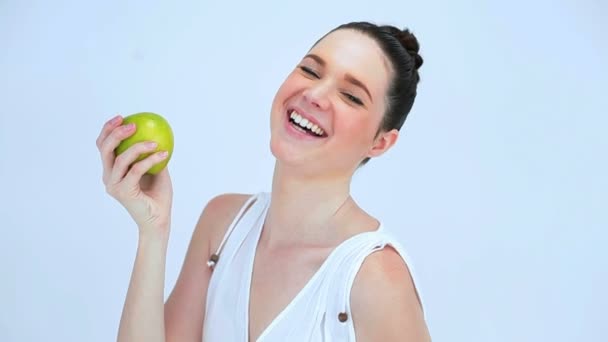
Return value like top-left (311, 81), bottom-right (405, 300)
top-left (302, 81), bottom-right (331, 110)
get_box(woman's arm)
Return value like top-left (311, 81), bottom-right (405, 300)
top-left (117, 228), bottom-right (170, 342)
top-left (163, 193), bottom-right (252, 342)
top-left (351, 246), bottom-right (430, 341)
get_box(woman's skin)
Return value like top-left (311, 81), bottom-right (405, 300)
top-left (99, 28), bottom-right (429, 342)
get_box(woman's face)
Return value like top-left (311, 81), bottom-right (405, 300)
top-left (269, 29), bottom-right (398, 176)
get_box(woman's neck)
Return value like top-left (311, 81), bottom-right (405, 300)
top-left (263, 162), bottom-right (355, 248)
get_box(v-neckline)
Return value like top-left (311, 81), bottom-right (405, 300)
top-left (244, 193), bottom-right (384, 342)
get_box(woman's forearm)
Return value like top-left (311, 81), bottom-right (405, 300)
top-left (117, 229), bottom-right (170, 342)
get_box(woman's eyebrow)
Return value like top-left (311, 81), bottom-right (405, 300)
top-left (303, 53), bottom-right (373, 103)
top-left (304, 53), bottom-right (325, 66)
top-left (344, 73), bottom-right (372, 103)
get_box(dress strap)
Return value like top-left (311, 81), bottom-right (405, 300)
top-left (206, 192), bottom-right (261, 268)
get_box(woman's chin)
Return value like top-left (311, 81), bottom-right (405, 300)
top-left (270, 137), bottom-right (297, 163)
top-left (270, 136), bottom-right (314, 167)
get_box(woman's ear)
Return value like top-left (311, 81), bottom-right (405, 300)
top-left (366, 129), bottom-right (399, 158)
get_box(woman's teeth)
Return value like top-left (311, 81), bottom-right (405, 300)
top-left (289, 111), bottom-right (325, 137)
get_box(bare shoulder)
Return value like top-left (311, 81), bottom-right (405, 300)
top-left (350, 245), bottom-right (431, 342)
top-left (199, 192), bottom-right (255, 251)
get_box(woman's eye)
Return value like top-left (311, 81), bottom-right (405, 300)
top-left (344, 93), bottom-right (363, 106)
top-left (299, 66), bottom-right (319, 78)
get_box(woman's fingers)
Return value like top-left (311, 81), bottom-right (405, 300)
top-left (99, 122), bottom-right (136, 177)
top-left (109, 141), bottom-right (159, 184)
top-left (96, 115), bottom-right (122, 149)
top-left (122, 151), bottom-right (169, 188)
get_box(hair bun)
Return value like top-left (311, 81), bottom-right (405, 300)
top-left (398, 29), bottom-right (423, 70)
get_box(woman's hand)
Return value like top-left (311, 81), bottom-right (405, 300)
top-left (96, 114), bottom-right (173, 236)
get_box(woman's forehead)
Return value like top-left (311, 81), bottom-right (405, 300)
top-left (309, 29), bottom-right (391, 94)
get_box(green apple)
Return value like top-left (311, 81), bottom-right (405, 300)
top-left (114, 112), bottom-right (174, 175)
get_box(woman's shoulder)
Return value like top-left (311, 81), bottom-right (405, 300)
top-left (199, 192), bottom-right (257, 251)
top-left (203, 192), bottom-right (255, 220)
top-left (348, 237), bottom-right (430, 340)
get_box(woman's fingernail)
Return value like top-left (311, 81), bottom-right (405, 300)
top-left (145, 141), bottom-right (158, 149)
top-left (124, 123), bottom-right (135, 130)
top-left (110, 115), bottom-right (121, 124)
top-left (159, 151), bottom-right (169, 158)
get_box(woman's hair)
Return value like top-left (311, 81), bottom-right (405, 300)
top-left (313, 22), bottom-right (424, 166)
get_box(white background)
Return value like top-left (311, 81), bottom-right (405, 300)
top-left (1, 0), bottom-right (606, 341)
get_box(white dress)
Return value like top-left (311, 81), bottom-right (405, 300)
top-left (202, 192), bottom-right (425, 341)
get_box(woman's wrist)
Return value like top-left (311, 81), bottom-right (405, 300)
top-left (138, 224), bottom-right (171, 244)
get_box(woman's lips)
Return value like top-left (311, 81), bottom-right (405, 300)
top-left (286, 108), bottom-right (327, 136)
top-left (284, 110), bottom-right (326, 141)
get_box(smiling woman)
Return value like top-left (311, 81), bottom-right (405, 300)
top-left (269, 23), bottom-right (423, 172)
top-left (99, 20), bottom-right (429, 342)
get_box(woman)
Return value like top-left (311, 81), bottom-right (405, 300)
top-left (97, 21), bottom-right (430, 341)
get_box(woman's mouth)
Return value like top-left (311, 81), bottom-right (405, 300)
top-left (286, 109), bottom-right (327, 138)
